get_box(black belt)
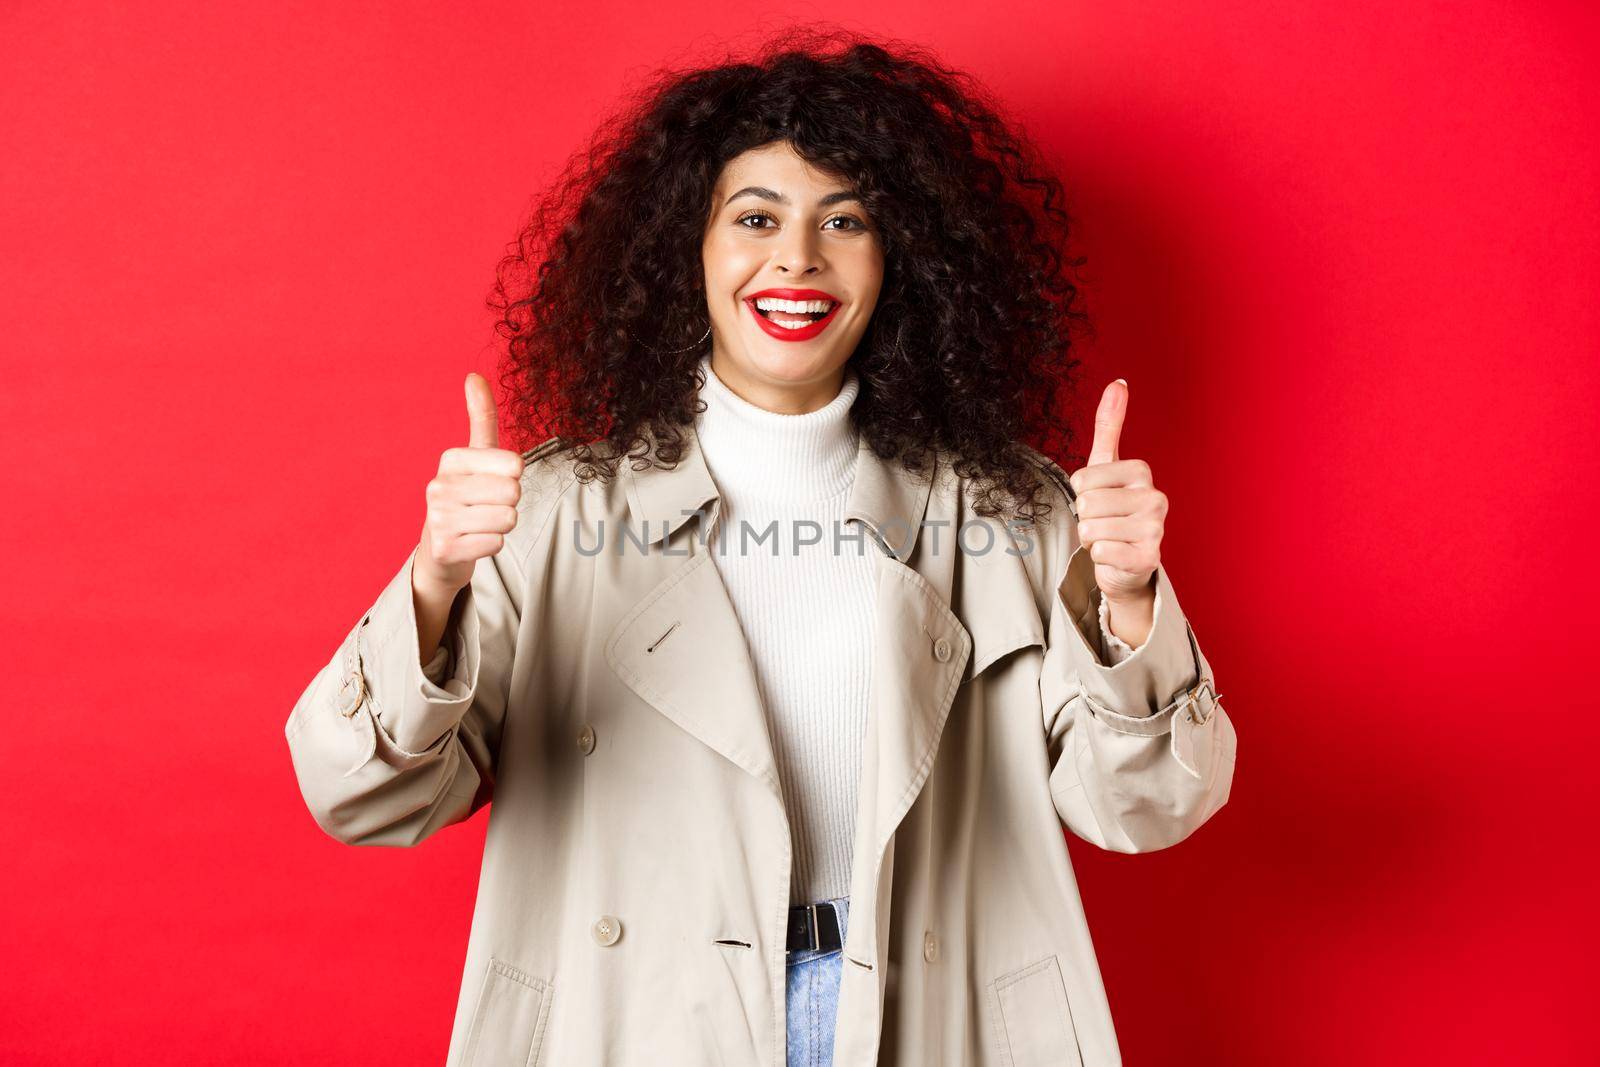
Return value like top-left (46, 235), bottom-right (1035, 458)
top-left (786, 901), bottom-right (842, 954)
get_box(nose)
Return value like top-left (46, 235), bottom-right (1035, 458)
top-left (772, 226), bottom-right (823, 277)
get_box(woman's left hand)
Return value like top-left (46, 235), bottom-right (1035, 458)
top-left (1067, 379), bottom-right (1164, 639)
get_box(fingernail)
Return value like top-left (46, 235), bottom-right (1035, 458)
top-left (1114, 378), bottom-right (1127, 387)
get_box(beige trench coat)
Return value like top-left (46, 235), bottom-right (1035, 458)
top-left (285, 422), bottom-right (1237, 1066)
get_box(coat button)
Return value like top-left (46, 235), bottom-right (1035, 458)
top-left (592, 915), bottom-right (622, 946)
top-left (337, 672), bottom-right (365, 717)
top-left (932, 637), bottom-right (952, 663)
top-left (576, 723), bottom-right (596, 755)
top-left (923, 930), bottom-right (939, 962)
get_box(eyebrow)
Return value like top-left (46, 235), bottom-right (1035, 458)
top-left (723, 186), bottom-right (864, 209)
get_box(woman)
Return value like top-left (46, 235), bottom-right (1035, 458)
top-left (285, 31), bottom-right (1236, 1067)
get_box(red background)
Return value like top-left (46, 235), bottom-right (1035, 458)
top-left (4, 2), bottom-right (1596, 1063)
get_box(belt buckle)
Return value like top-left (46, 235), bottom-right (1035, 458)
top-left (806, 903), bottom-right (822, 952)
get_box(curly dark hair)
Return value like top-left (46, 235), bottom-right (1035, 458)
top-left (487, 27), bottom-right (1095, 523)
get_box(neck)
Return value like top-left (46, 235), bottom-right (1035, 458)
top-left (692, 353), bottom-right (861, 502)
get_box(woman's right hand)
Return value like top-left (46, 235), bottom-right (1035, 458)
top-left (414, 372), bottom-right (525, 597)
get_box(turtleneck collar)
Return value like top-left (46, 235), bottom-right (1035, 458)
top-left (692, 353), bottom-right (861, 503)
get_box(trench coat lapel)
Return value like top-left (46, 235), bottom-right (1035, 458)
top-left (832, 434), bottom-right (973, 1064)
top-left (604, 424), bottom-right (784, 797)
top-left (834, 431), bottom-right (972, 944)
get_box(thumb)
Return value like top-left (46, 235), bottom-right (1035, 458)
top-left (1088, 378), bottom-right (1126, 466)
top-left (465, 372), bottom-right (499, 449)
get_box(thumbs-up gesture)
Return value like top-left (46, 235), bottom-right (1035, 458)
top-left (1067, 379), bottom-right (1165, 616)
top-left (415, 373), bottom-right (525, 597)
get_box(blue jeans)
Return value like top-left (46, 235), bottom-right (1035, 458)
top-left (786, 895), bottom-right (850, 1067)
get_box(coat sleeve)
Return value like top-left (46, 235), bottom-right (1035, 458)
top-left (1029, 459), bottom-right (1238, 854)
top-left (282, 540), bottom-right (522, 847)
top-left (283, 447), bottom-right (569, 848)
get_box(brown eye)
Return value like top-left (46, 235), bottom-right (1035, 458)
top-left (735, 210), bottom-right (775, 229)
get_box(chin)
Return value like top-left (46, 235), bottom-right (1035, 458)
top-left (748, 348), bottom-right (851, 382)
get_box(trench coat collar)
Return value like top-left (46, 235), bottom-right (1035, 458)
top-left (621, 417), bottom-right (934, 563)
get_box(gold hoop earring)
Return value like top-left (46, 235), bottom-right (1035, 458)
top-left (628, 323), bottom-right (711, 354)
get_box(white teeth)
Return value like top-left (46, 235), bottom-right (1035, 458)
top-left (753, 297), bottom-right (836, 313)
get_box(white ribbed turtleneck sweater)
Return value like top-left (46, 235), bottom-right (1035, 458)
top-left (678, 353), bottom-right (1139, 905)
top-left (693, 354), bottom-right (876, 905)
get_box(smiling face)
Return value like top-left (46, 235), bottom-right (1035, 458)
top-left (700, 140), bottom-right (884, 413)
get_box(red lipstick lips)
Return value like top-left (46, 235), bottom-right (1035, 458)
top-left (743, 288), bottom-right (841, 343)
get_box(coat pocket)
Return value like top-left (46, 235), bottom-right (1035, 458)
top-left (988, 953), bottom-right (1083, 1067)
top-left (461, 956), bottom-right (554, 1067)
